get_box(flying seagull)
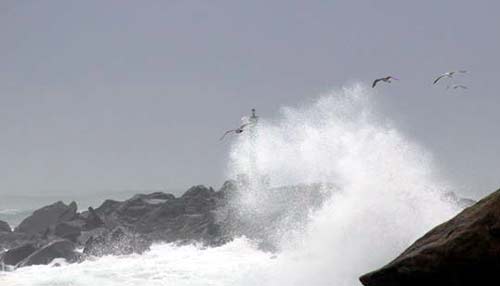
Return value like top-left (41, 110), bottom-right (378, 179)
top-left (219, 123), bottom-right (252, 141)
top-left (433, 70), bottom-right (467, 84)
top-left (372, 76), bottom-right (399, 88)
top-left (447, 84), bottom-right (468, 90)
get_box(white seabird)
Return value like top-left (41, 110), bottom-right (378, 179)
top-left (433, 70), bottom-right (467, 84)
top-left (372, 76), bottom-right (399, 88)
top-left (219, 123), bottom-right (252, 141)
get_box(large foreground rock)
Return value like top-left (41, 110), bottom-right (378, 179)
top-left (15, 201), bottom-right (78, 235)
top-left (360, 188), bottom-right (500, 286)
top-left (17, 239), bottom-right (78, 267)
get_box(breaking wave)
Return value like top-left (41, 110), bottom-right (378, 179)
top-left (0, 84), bottom-right (459, 286)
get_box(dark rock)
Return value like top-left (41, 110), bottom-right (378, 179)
top-left (83, 207), bottom-right (104, 230)
top-left (54, 222), bottom-right (81, 242)
top-left (1, 243), bottom-right (38, 266)
top-left (15, 201), bottom-right (78, 235)
top-left (115, 198), bottom-right (157, 222)
top-left (216, 180), bottom-right (238, 199)
top-left (77, 226), bottom-right (107, 246)
top-left (93, 192), bottom-right (176, 234)
top-left (94, 193), bottom-right (176, 228)
top-left (0, 231), bottom-right (32, 250)
top-left (359, 188), bottom-right (500, 286)
top-left (17, 239), bottom-right (78, 267)
top-left (60, 202), bottom-right (78, 221)
top-left (131, 192), bottom-right (175, 204)
top-left (83, 227), bottom-right (151, 257)
top-left (182, 185), bottom-right (215, 199)
top-left (95, 200), bottom-right (121, 216)
top-left (0, 220), bottom-right (11, 233)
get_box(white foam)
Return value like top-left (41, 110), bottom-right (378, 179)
top-left (227, 84), bottom-right (458, 285)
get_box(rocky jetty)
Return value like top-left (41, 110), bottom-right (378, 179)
top-left (360, 188), bottom-right (500, 286)
top-left (0, 181), bottom-right (331, 270)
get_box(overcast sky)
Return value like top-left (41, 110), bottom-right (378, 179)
top-left (1, 0), bottom-right (499, 198)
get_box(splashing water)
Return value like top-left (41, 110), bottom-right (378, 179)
top-left (227, 84), bottom-right (458, 285)
top-left (0, 84), bottom-right (459, 286)
top-left (0, 238), bottom-right (275, 286)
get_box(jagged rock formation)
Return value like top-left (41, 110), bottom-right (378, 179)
top-left (15, 201), bottom-right (77, 235)
top-left (360, 188), bottom-right (500, 286)
top-left (0, 181), bottom-right (331, 269)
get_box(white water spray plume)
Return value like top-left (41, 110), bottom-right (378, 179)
top-left (0, 84), bottom-right (460, 286)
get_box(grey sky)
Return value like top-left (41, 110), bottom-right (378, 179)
top-left (1, 0), bottom-right (499, 198)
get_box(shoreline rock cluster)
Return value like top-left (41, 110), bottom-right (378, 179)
top-left (0, 181), bottom-right (330, 270)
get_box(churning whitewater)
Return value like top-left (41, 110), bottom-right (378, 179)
top-left (0, 84), bottom-right (460, 286)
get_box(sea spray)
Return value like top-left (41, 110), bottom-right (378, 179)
top-left (0, 84), bottom-right (461, 286)
top-left (228, 84), bottom-right (459, 285)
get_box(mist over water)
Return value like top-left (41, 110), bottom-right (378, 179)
top-left (1, 84), bottom-right (460, 286)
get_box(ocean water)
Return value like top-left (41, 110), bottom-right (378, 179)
top-left (0, 84), bottom-right (460, 286)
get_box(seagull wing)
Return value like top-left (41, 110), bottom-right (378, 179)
top-left (433, 75), bottom-right (446, 84)
top-left (372, 78), bottom-right (382, 88)
top-left (219, 129), bottom-right (236, 141)
top-left (239, 123), bottom-right (252, 129)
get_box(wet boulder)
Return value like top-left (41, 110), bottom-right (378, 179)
top-left (0, 220), bottom-right (11, 233)
top-left (0, 231), bottom-right (32, 251)
top-left (54, 222), bottom-right (82, 242)
top-left (17, 239), bottom-right (78, 267)
top-left (360, 188), bottom-right (500, 286)
top-left (0, 243), bottom-right (38, 266)
top-left (83, 227), bottom-right (151, 257)
top-left (216, 180), bottom-right (238, 200)
top-left (82, 207), bottom-right (104, 230)
top-left (15, 201), bottom-right (78, 235)
top-left (94, 192), bottom-right (176, 228)
top-left (182, 185), bottom-right (217, 214)
top-left (94, 199), bottom-right (121, 216)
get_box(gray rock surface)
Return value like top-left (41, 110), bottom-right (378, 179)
top-left (54, 222), bottom-right (82, 242)
top-left (17, 239), bottom-right (78, 267)
top-left (0, 220), bottom-right (11, 233)
top-left (15, 201), bottom-right (77, 235)
top-left (1, 243), bottom-right (38, 266)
